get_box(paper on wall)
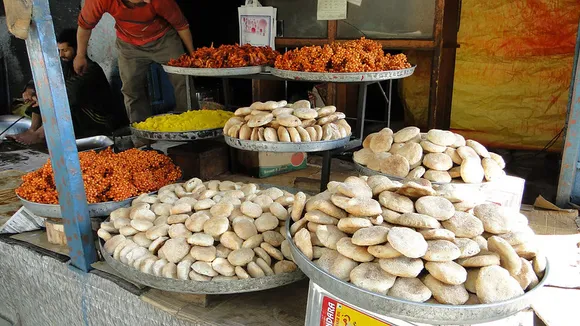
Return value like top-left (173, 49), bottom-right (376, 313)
top-left (347, 0), bottom-right (362, 6)
top-left (317, 0), bottom-right (347, 20)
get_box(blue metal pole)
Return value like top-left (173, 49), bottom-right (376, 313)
top-left (26, 0), bottom-right (96, 271)
top-left (556, 22), bottom-right (580, 207)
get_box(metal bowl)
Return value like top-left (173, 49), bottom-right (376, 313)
top-left (0, 115), bottom-right (32, 139)
top-left (98, 233), bottom-right (305, 294)
top-left (285, 221), bottom-right (549, 325)
top-left (224, 135), bottom-right (351, 153)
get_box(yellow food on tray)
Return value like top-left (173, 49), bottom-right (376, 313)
top-left (133, 109), bottom-right (234, 132)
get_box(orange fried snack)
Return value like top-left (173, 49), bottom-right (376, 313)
top-left (168, 44), bottom-right (280, 68)
top-left (275, 37), bottom-right (411, 73)
top-left (16, 148), bottom-right (181, 204)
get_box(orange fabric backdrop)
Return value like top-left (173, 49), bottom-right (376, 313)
top-left (401, 0), bottom-right (580, 150)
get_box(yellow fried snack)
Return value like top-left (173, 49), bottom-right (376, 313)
top-left (133, 109), bottom-right (234, 132)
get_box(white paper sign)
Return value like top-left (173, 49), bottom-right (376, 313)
top-left (238, 5), bottom-right (277, 48)
top-left (347, 0), bottom-right (362, 6)
top-left (317, 0), bottom-right (347, 20)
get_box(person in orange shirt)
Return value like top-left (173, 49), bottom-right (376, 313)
top-left (75, 0), bottom-right (195, 124)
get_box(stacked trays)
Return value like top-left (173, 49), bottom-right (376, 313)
top-left (285, 221), bottom-right (549, 324)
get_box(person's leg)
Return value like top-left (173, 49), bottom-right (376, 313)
top-left (116, 38), bottom-right (153, 123)
top-left (148, 29), bottom-right (197, 111)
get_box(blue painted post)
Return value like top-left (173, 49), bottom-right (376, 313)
top-left (556, 22), bottom-right (580, 207)
top-left (26, 0), bottom-right (96, 271)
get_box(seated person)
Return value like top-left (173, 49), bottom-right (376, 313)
top-left (9, 28), bottom-right (128, 145)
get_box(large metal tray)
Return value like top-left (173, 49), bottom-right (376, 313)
top-left (224, 135), bottom-right (351, 153)
top-left (18, 195), bottom-right (134, 219)
top-left (270, 66), bottom-right (416, 83)
top-left (162, 65), bottom-right (264, 77)
top-left (99, 238), bottom-right (305, 294)
top-left (130, 126), bottom-right (223, 141)
top-left (285, 221), bottom-right (549, 325)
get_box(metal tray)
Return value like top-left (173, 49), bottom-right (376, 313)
top-left (162, 65), bottom-right (264, 77)
top-left (18, 195), bottom-right (134, 219)
top-left (224, 135), bottom-right (351, 153)
top-left (285, 221), bottom-right (549, 325)
top-left (99, 238), bottom-right (305, 294)
top-left (76, 135), bottom-right (114, 152)
top-left (130, 126), bottom-right (223, 141)
top-left (0, 115), bottom-right (32, 139)
top-left (270, 66), bottom-right (416, 83)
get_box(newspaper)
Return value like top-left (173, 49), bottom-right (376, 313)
top-left (0, 206), bottom-right (45, 234)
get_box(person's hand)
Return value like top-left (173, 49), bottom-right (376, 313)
top-left (22, 88), bottom-right (38, 107)
top-left (74, 55), bottom-right (88, 75)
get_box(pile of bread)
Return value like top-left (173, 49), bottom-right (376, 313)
top-left (354, 127), bottom-right (506, 184)
top-left (98, 179), bottom-right (298, 281)
top-left (290, 175), bottom-right (546, 305)
top-left (223, 100), bottom-right (352, 142)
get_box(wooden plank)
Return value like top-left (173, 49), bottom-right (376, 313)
top-left (275, 38), bottom-right (329, 48)
top-left (434, 0), bottom-right (460, 129)
top-left (427, 0), bottom-right (446, 129)
top-left (328, 20), bottom-right (337, 42)
top-left (275, 38), bottom-right (437, 50)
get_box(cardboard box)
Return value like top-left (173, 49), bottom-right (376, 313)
top-left (167, 141), bottom-right (229, 180)
top-left (235, 150), bottom-right (307, 178)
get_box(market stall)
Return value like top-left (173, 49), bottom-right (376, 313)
top-left (1, 1), bottom-right (577, 326)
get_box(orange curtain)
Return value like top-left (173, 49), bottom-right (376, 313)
top-left (401, 0), bottom-right (580, 150)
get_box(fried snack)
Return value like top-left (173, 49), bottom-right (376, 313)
top-left (275, 37), bottom-right (411, 73)
top-left (168, 44), bottom-right (280, 68)
top-left (16, 149), bottom-right (181, 204)
top-left (133, 109), bottom-right (234, 132)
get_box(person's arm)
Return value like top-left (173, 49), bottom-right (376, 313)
top-left (177, 29), bottom-right (194, 54)
top-left (74, 27), bottom-right (93, 75)
top-left (75, 0), bottom-right (105, 74)
top-left (155, 0), bottom-right (193, 53)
